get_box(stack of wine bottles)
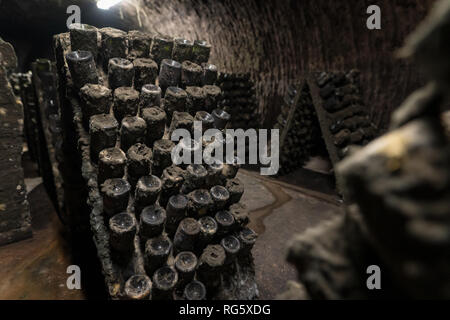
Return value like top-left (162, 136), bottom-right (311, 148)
top-left (53, 25), bottom-right (258, 300)
top-left (276, 83), bottom-right (325, 175)
top-left (217, 72), bottom-right (261, 130)
top-left (276, 72), bottom-right (377, 181)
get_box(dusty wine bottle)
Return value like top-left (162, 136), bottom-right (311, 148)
top-left (185, 86), bottom-right (206, 114)
top-left (197, 244), bottom-right (225, 291)
top-left (124, 274), bottom-right (152, 300)
top-left (168, 112), bottom-right (194, 138)
top-left (237, 227), bottom-right (257, 255)
top-left (134, 175), bottom-right (162, 216)
top-left (172, 38), bottom-right (194, 62)
top-left (144, 234), bottom-right (172, 276)
top-left (35, 57), bottom-right (51, 75)
top-left (113, 87), bottom-right (139, 124)
top-left (205, 158), bottom-right (224, 187)
top-left (150, 35), bottom-right (174, 66)
top-left (212, 108), bottom-right (231, 130)
top-left (159, 59), bottom-right (181, 94)
top-left (192, 40), bottom-right (211, 65)
top-left (65, 50), bottom-right (98, 90)
top-left (98, 147), bottom-right (127, 185)
top-left (181, 61), bottom-right (203, 88)
top-left (89, 114), bottom-right (118, 164)
top-left (174, 251), bottom-right (197, 286)
top-left (109, 212), bottom-right (136, 253)
top-left (140, 84), bottom-right (161, 108)
top-left (101, 178), bottom-right (131, 218)
top-left (141, 107), bottom-right (166, 147)
top-left (220, 235), bottom-right (241, 264)
top-left (202, 63), bottom-right (217, 85)
top-left (133, 58), bottom-right (158, 91)
top-left (215, 210), bottom-right (235, 237)
top-left (210, 185), bottom-right (230, 211)
top-left (127, 30), bottom-right (152, 59)
top-left (108, 58), bottom-right (134, 90)
top-left (159, 165), bottom-right (185, 207)
top-left (100, 27), bottom-right (128, 70)
top-left (79, 84), bottom-right (112, 129)
top-left (163, 86), bottom-right (187, 123)
top-left (173, 138), bottom-right (201, 171)
top-left (229, 203), bottom-right (249, 228)
top-left (184, 280), bottom-right (207, 300)
top-left (196, 216), bottom-right (218, 253)
top-left (152, 139), bottom-right (176, 177)
top-left (68, 23), bottom-right (98, 59)
top-left (152, 266), bottom-right (178, 300)
top-left (126, 143), bottom-right (152, 187)
top-left (180, 164), bottom-right (207, 194)
top-left (165, 194), bottom-right (188, 238)
top-left (194, 111), bottom-right (214, 133)
top-left (222, 156), bottom-right (240, 179)
top-left (225, 177), bottom-right (244, 205)
top-left (187, 189), bottom-right (213, 217)
top-left (203, 85), bottom-right (221, 112)
top-left (173, 218), bottom-right (200, 255)
top-left (140, 204), bottom-right (166, 239)
top-left (120, 116), bottom-right (147, 152)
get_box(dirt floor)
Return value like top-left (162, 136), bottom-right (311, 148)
top-left (0, 159), bottom-right (342, 299)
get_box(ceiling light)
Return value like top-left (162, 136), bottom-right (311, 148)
top-left (97, 0), bottom-right (124, 10)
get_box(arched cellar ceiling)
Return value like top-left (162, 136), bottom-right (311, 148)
top-left (0, 0), bottom-right (434, 129)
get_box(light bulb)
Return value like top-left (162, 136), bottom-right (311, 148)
top-left (97, 0), bottom-right (124, 10)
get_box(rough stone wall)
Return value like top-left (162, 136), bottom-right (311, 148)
top-left (139, 0), bottom-right (434, 130)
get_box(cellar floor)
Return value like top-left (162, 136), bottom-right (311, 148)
top-left (0, 159), bottom-right (342, 300)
